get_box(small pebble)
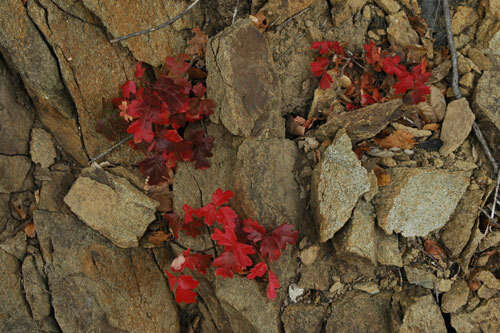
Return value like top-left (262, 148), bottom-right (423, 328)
top-left (379, 157), bottom-right (397, 167)
top-left (368, 148), bottom-right (395, 158)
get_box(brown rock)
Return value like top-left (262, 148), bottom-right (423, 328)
top-left (234, 138), bottom-right (304, 230)
top-left (405, 266), bottom-right (437, 289)
top-left (376, 228), bottom-right (402, 267)
top-left (387, 11), bottom-right (420, 48)
top-left (442, 280), bottom-right (469, 313)
top-left (441, 188), bottom-right (484, 257)
top-left (313, 99), bottom-right (403, 142)
top-left (375, 168), bottom-right (470, 237)
top-left (429, 60), bottom-right (451, 83)
top-left (206, 19), bottom-right (284, 138)
top-left (451, 297), bottom-right (500, 333)
top-left (22, 255), bottom-right (51, 321)
top-left (400, 294), bottom-right (447, 333)
top-left (0, 155), bottom-right (32, 193)
top-left (0, 60), bottom-right (34, 155)
top-left (33, 210), bottom-right (180, 332)
top-left (451, 6), bottom-right (479, 35)
top-left (374, 0), bottom-right (401, 14)
top-left (64, 166), bottom-right (158, 248)
top-left (30, 128), bottom-right (57, 168)
top-left (312, 130), bottom-right (370, 242)
top-left (0, 0), bottom-right (86, 164)
top-left (327, 2), bottom-right (372, 51)
top-left (27, 0), bottom-right (142, 165)
top-left (440, 98), bottom-right (475, 156)
top-left (468, 48), bottom-right (493, 71)
top-left (282, 304), bottom-right (326, 333)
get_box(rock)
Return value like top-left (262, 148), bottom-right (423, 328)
top-left (392, 123), bottom-right (432, 137)
top-left (0, 249), bottom-right (38, 332)
top-left (325, 291), bottom-right (393, 332)
top-left (327, 2), bottom-right (372, 51)
top-left (0, 232), bottom-right (26, 260)
top-left (480, 231), bottom-right (500, 251)
top-left (313, 99), bottom-right (403, 142)
top-left (473, 71), bottom-right (500, 160)
top-left (30, 128), bottom-right (56, 168)
top-left (451, 297), bottom-right (500, 333)
top-left (216, 276), bottom-right (281, 333)
top-left (460, 72), bottom-right (475, 89)
top-left (82, 0), bottom-right (202, 67)
top-left (33, 210), bottom-right (180, 332)
top-left (64, 166), bottom-right (158, 248)
top-left (354, 281), bottom-right (380, 295)
top-left (417, 86), bottom-right (446, 123)
top-left (437, 279), bottom-right (454, 293)
top-left (451, 6), bottom-right (479, 35)
top-left (441, 188), bottom-right (484, 257)
top-left (405, 266), bottom-right (437, 289)
top-left (0, 0), bottom-right (86, 164)
top-left (458, 54), bottom-right (480, 75)
top-left (429, 60), bottom-right (452, 83)
top-left (37, 169), bottom-right (75, 213)
top-left (379, 157), bottom-right (398, 167)
top-left (22, 255), bottom-right (51, 321)
top-left (442, 280), bottom-right (469, 313)
top-left (0, 60), bottom-right (34, 155)
top-left (312, 130), bottom-right (370, 242)
top-left (387, 11), bottom-right (420, 49)
top-left (0, 155), bottom-right (31, 193)
top-left (281, 304), bottom-right (326, 333)
top-left (298, 258), bottom-right (332, 290)
top-left (234, 138), bottom-right (304, 230)
top-left (337, 200), bottom-right (377, 264)
top-left (364, 170), bottom-right (379, 201)
top-left (400, 294), bottom-right (447, 333)
top-left (309, 86), bottom-right (339, 119)
top-left (477, 285), bottom-right (497, 299)
top-left (299, 245), bottom-right (320, 265)
top-left (475, 271), bottom-right (500, 290)
top-left (440, 98), bottom-right (475, 156)
top-left (374, 0), bottom-right (400, 14)
top-left (375, 168), bottom-right (470, 237)
top-left (26, 0), bottom-right (142, 165)
top-left (206, 19), bottom-right (284, 138)
top-left (468, 48), bottom-right (493, 71)
top-left (376, 228), bottom-right (402, 267)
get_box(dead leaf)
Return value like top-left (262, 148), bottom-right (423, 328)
top-left (287, 116), bottom-right (306, 136)
top-left (148, 183), bottom-right (173, 212)
top-left (424, 239), bottom-right (447, 260)
top-left (24, 223), bottom-right (36, 238)
top-left (147, 231), bottom-right (171, 245)
top-left (373, 166), bottom-right (391, 186)
top-left (423, 123), bottom-right (440, 131)
top-left (468, 279), bottom-right (481, 291)
top-left (374, 129), bottom-right (416, 149)
top-left (185, 27), bottom-right (208, 58)
top-left (249, 11), bottom-right (269, 32)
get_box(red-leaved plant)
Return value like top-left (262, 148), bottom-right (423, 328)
top-left (97, 55), bottom-right (216, 185)
top-left (164, 189), bottom-right (298, 304)
top-left (310, 40), bottom-right (431, 109)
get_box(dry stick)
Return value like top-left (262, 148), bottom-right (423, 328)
top-left (442, 0), bottom-right (499, 220)
top-left (232, 0), bottom-right (240, 25)
top-left (110, 0), bottom-right (201, 43)
top-left (89, 134), bottom-right (134, 164)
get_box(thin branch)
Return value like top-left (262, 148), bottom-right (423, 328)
top-left (171, 239), bottom-right (216, 254)
top-left (491, 169), bottom-right (500, 220)
top-left (89, 134), bottom-right (133, 164)
top-left (232, 0), bottom-right (240, 25)
top-left (110, 0), bottom-right (201, 43)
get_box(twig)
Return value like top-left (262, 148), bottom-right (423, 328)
top-left (271, 6), bottom-right (311, 29)
top-left (89, 134), bottom-right (134, 164)
top-left (491, 169), bottom-right (500, 220)
top-left (232, 0), bottom-right (240, 25)
top-left (171, 239), bottom-right (216, 254)
top-left (442, 0), bottom-right (498, 174)
top-left (110, 0), bottom-right (201, 43)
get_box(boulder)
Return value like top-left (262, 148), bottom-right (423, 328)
top-left (64, 166), bottom-right (158, 248)
top-left (374, 168), bottom-right (470, 237)
top-left (206, 19), bottom-right (284, 138)
top-left (312, 130), bottom-right (370, 242)
top-left (33, 210), bottom-right (180, 332)
top-left (0, 155), bottom-right (32, 193)
top-left (452, 297), bottom-right (499, 333)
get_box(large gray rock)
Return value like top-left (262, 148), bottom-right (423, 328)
top-left (0, 249), bottom-right (37, 332)
top-left (0, 60), bottom-right (33, 155)
top-left (0, 0), bottom-right (85, 164)
top-left (312, 130), bottom-right (370, 242)
top-left (206, 19), bottom-right (284, 138)
top-left (375, 168), bottom-right (470, 237)
top-left (64, 166), bottom-right (158, 248)
top-left (33, 210), bottom-right (180, 332)
top-left (440, 98), bottom-right (475, 156)
top-left (325, 291), bottom-right (393, 332)
top-left (441, 188), bottom-right (484, 257)
top-left (234, 138), bottom-right (304, 230)
top-left (0, 155), bottom-right (31, 193)
top-left (452, 297), bottom-right (500, 333)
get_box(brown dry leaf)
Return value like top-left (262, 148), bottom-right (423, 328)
top-left (468, 279), bottom-right (481, 291)
top-left (185, 27), bottom-right (208, 58)
top-left (424, 239), bottom-right (447, 260)
top-left (148, 183), bottom-right (173, 212)
top-left (249, 11), bottom-right (269, 32)
top-left (24, 223), bottom-right (36, 238)
top-left (147, 231), bottom-right (171, 245)
top-left (373, 166), bottom-right (391, 186)
top-left (423, 123), bottom-right (440, 131)
top-left (287, 116), bottom-right (306, 136)
top-left (374, 129), bottom-right (416, 150)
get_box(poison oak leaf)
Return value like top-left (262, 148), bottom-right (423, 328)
top-left (216, 206), bottom-right (238, 229)
top-left (165, 270), bottom-right (199, 304)
top-left (172, 249), bottom-right (213, 275)
top-left (319, 72), bottom-right (333, 90)
top-left (196, 203), bottom-right (217, 226)
top-left (242, 219), bottom-right (267, 243)
top-left (135, 62), bottom-right (146, 78)
top-left (212, 189), bottom-right (234, 207)
top-left (138, 154), bottom-right (169, 185)
top-left (248, 262), bottom-right (268, 279)
top-left (310, 57), bottom-right (329, 77)
top-left (121, 80), bottom-right (136, 99)
top-left (165, 55), bottom-right (191, 79)
top-left (164, 213), bottom-right (181, 239)
top-left (266, 270), bottom-right (280, 299)
top-left (271, 224), bottom-right (299, 250)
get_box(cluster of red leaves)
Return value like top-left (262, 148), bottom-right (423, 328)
top-left (310, 40), bottom-right (431, 108)
top-left (99, 55), bottom-right (216, 185)
top-left (164, 189), bottom-right (298, 303)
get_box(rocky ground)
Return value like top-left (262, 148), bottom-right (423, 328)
top-left (0, 0), bottom-right (499, 332)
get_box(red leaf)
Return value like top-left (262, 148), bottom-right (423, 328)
top-left (213, 250), bottom-right (238, 279)
top-left (165, 55), bottom-right (191, 79)
top-left (310, 57), bottom-right (329, 77)
top-left (266, 270), bottom-right (280, 299)
top-left (393, 74), bottom-right (414, 95)
top-left (242, 219), bottom-right (267, 243)
top-left (364, 41), bottom-right (382, 69)
top-left (212, 228), bottom-right (256, 272)
top-left (164, 129), bottom-right (183, 143)
top-left (164, 213), bottom-right (181, 239)
top-left (165, 270), bottom-right (199, 304)
top-left (138, 154), bottom-right (169, 185)
top-left (410, 80), bottom-right (430, 104)
top-left (189, 131), bottom-right (214, 169)
top-left (311, 41), bottom-right (335, 55)
top-left (196, 203), bottom-right (217, 226)
top-left (271, 224), bottom-right (298, 250)
top-left (212, 189), bottom-right (234, 207)
top-left (319, 72), bottom-right (333, 90)
top-left (216, 206), bottom-right (238, 229)
top-left (182, 205), bottom-right (204, 237)
top-left (121, 80), bottom-right (136, 99)
top-left (248, 262), bottom-right (268, 279)
top-left (172, 249), bottom-right (213, 275)
top-left (135, 62), bottom-right (146, 78)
